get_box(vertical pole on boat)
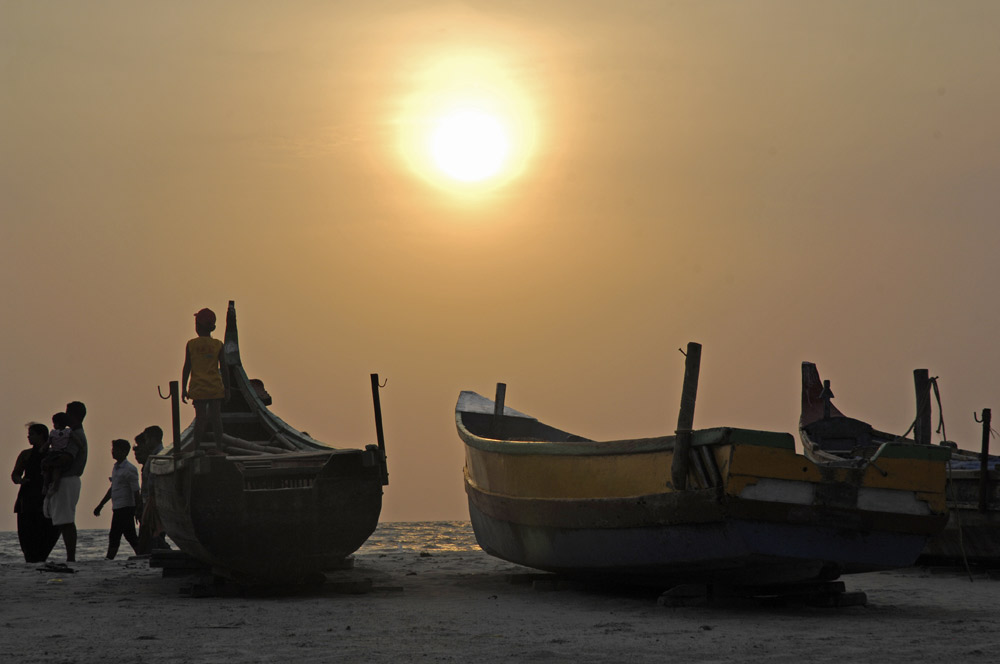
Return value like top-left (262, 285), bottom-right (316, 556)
top-left (491, 383), bottom-right (507, 436)
top-left (979, 408), bottom-right (992, 512)
top-left (170, 380), bottom-right (181, 458)
top-left (914, 369), bottom-right (931, 444)
top-left (370, 373), bottom-right (388, 485)
top-left (672, 342), bottom-right (702, 490)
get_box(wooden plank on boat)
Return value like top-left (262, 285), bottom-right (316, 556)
top-left (221, 433), bottom-right (284, 454)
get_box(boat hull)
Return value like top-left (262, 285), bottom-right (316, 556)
top-left (458, 390), bottom-right (950, 586)
top-left (151, 451), bottom-right (383, 581)
top-left (921, 468), bottom-right (1000, 565)
top-left (466, 487), bottom-right (936, 585)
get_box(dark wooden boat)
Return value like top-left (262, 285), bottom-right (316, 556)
top-left (149, 301), bottom-right (388, 582)
top-left (799, 361), bottom-right (913, 465)
top-left (800, 362), bottom-right (1000, 567)
top-left (921, 448), bottom-right (1000, 566)
top-left (458, 351), bottom-right (950, 588)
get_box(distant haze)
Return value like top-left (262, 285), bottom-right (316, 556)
top-left (3, 2), bottom-right (999, 534)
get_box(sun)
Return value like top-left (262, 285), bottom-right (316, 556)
top-left (397, 52), bottom-right (537, 194)
top-left (428, 109), bottom-right (510, 182)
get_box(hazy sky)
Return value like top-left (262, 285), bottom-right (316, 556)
top-left (4, 2), bottom-right (1000, 533)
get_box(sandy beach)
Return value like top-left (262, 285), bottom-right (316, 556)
top-left (3, 544), bottom-right (998, 664)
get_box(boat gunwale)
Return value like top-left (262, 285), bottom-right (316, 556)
top-left (457, 391), bottom-right (796, 457)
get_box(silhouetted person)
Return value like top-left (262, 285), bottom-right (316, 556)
top-left (182, 308), bottom-right (230, 450)
top-left (11, 422), bottom-right (60, 562)
top-left (43, 401), bottom-right (88, 563)
top-left (41, 412), bottom-right (73, 497)
top-left (93, 439), bottom-right (140, 559)
top-left (134, 425), bottom-right (170, 553)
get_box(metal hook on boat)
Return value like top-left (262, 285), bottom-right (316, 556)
top-left (157, 385), bottom-right (171, 400)
top-left (974, 411), bottom-right (998, 438)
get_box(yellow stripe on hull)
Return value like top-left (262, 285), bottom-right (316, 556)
top-left (463, 432), bottom-right (948, 515)
top-left (464, 446), bottom-right (675, 499)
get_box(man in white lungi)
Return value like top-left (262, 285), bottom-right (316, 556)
top-left (44, 401), bottom-right (88, 563)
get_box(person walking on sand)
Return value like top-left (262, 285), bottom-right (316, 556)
top-left (11, 422), bottom-right (61, 562)
top-left (93, 439), bottom-right (141, 559)
top-left (182, 308), bottom-right (230, 450)
top-left (43, 401), bottom-right (88, 563)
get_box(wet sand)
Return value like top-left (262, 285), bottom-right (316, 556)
top-left (2, 550), bottom-right (997, 663)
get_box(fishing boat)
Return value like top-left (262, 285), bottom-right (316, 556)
top-left (148, 301), bottom-right (389, 583)
top-left (457, 345), bottom-right (950, 588)
top-left (798, 361), bottom-right (911, 464)
top-left (921, 446), bottom-right (1000, 566)
top-left (800, 362), bottom-right (1000, 567)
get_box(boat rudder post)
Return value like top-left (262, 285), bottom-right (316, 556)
top-left (672, 342), bottom-right (702, 490)
top-left (914, 369), bottom-right (932, 444)
top-left (370, 373), bottom-right (389, 486)
top-left (977, 408), bottom-right (992, 511)
top-left (491, 382), bottom-right (507, 436)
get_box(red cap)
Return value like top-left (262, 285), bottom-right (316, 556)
top-left (194, 308), bottom-right (216, 326)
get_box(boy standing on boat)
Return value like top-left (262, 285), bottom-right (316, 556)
top-left (93, 439), bottom-right (140, 559)
top-left (182, 307), bottom-right (230, 450)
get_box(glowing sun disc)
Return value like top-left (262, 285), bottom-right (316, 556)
top-left (428, 109), bottom-right (510, 182)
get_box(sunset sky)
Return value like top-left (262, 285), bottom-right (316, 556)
top-left (4, 2), bottom-right (1000, 533)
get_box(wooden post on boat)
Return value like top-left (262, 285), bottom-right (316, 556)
top-left (170, 380), bottom-right (181, 458)
top-left (979, 408), bottom-right (992, 512)
top-left (491, 383), bottom-right (507, 436)
top-left (672, 342), bottom-right (702, 490)
top-left (370, 373), bottom-right (389, 486)
top-left (914, 369), bottom-right (931, 444)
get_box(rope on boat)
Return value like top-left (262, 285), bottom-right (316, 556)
top-left (931, 378), bottom-right (947, 442)
top-left (896, 376), bottom-right (947, 443)
top-left (974, 411), bottom-right (999, 440)
top-left (945, 460), bottom-right (974, 582)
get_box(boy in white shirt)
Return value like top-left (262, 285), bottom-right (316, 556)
top-left (93, 439), bottom-right (141, 559)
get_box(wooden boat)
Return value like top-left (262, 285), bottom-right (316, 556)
top-left (457, 348), bottom-right (950, 587)
top-left (799, 361), bottom-right (912, 465)
top-left (149, 301), bottom-right (388, 583)
top-left (921, 447), bottom-right (1000, 566)
top-left (800, 362), bottom-right (1000, 566)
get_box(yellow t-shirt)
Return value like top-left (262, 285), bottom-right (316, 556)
top-left (186, 337), bottom-right (225, 400)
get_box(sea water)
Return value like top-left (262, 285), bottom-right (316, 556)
top-left (0, 521), bottom-right (479, 563)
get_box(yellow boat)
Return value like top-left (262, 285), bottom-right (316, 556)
top-left (458, 348), bottom-right (950, 587)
